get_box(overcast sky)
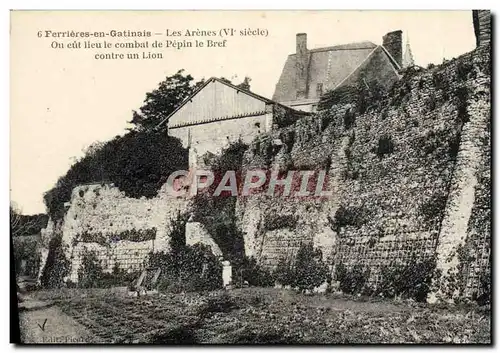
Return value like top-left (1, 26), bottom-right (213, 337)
top-left (11, 10), bottom-right (476, 214)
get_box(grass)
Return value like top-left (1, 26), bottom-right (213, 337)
top-left (45, 287), bottom-right (490, 344)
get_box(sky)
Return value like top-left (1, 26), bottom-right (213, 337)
top-left (10, 10), bottom-right (477, 215)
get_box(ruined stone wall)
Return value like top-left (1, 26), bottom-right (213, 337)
top-left (459, 121), bottom-right (491, 299)
top-left (38, 47), bottom-right (490, 298)
top-left (431, 54), bottom-right (491, 300)
top-left (237, 46), bottom-right (491, 298)
top-left (41, 182), bottom-right (188, 283)
top-left (237, 109), bottom-right (349, 267)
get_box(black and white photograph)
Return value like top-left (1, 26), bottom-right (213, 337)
top-left (10, 9), bottom-right (491, 344)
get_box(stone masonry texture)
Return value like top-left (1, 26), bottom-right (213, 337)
top-left (39, 45), bottom-right (490, 300)
top-left (238, 45), bottom-right (490, 299)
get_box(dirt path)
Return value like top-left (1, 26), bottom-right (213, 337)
top-left (19, 300), bottom-right (94, 344)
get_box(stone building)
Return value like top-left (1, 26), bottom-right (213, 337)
top-left (272, 30), bottom-right (413, 112)
top-left (158, 77), bottom-right (306, 166)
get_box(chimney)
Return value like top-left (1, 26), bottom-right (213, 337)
top-left (295, 33), bottom-right (308, 100)
top-left (382, 30), bottom-right (403, 68)
top-left (473, 10), bottom-right (491, 47)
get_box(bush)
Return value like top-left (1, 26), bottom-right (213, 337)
top-left (343, 109), bottom-right (356, 130)
top-left (418, 193), bottom-right (448, 227)
top-left (455, 85), bottom-right (470, 123)
top-left (12, 236), bottom-right (41, 278)
top-left (40, 233), bottom-right (70, 288)
top-left (77, 228), bottom-right (157, 245)
top-left (198, 292), bottom-right (238, 317)
top-left (10, 209), bottom-right (48, 237)
top-left (232, 256), bottom-right (274, 288)
top-left (168, 212), bottom-right (188, 255)
top-left (335, 263), bottom-right (371, 295)
top-left (456, 60), bottom-right (473, 81)
top-left (98, 268), bottom-right (139, 289)
top-left (78, 250), bottom-right (104, 288)
top-left (151, 244), bottom-right (222, 293)
top-left (274, 257), bottom-right (294, 287)
top-left (294, 244), bottom-right (330, 292)
top-left (376, 256), bottom-right (436, 302)
top-left (274, 244), bottom-right (330, 292)
top-left (476, 265), bottom-right (491, 306)
top-left (318, 79), bottom-right (386, 113)
top-left (73, 251), bottom-right (139, 289)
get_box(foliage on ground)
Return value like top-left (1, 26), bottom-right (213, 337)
top-left (274, 243), bottom-right (330, 292)
top-left (148, 243), bottom-right (222, 293)
top-left (53, 287), bottom-right (491, 344)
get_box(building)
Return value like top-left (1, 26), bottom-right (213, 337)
top-left (158, 77), bottom-right (306, 166)
top-left (273, 30), bottom-right (412, 112)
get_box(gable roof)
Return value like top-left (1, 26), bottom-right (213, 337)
top-left (272, 41), bottom-right (400, 102)
top-left (157, 77), bottom-right (279, 128)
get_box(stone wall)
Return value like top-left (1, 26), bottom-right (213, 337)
top-left (40, 182), bottom-right (188, 283)
top-left (38, 46), bottom-right (490, 299)
top-left (431, 53), bottom-right (491, 300)
top-left (237, 46), bottom-right (491, 298)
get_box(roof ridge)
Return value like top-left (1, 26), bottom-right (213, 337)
top-left (288, 41), bottom-right (377, 56)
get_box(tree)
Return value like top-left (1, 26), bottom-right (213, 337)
top-left (130, 70), bottom-right (205, 132)
top-left (236, 76), bottom-right (252, 91)
top-left (10, 203), bottom-right (48, 237)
